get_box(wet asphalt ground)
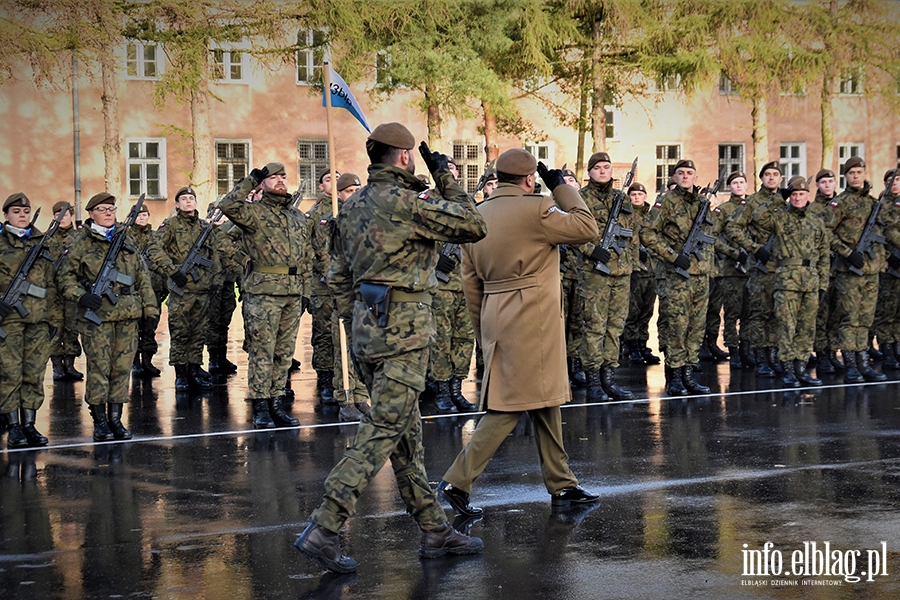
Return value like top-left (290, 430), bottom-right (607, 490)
top-left (3, 309), bottom-right (900, 599)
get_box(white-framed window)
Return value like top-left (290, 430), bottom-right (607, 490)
top-left (451, 141), bottom-right (483, 194)
top-left (125, 40), bottom-right (161, 80)
top-left (838, 143), bottom-right (865, 189)
top-left (296, 29), bottom-right (327, 85)
top-left (718, 144), bottom-right (745, 180)
top-left (127, 139), bottom-right (166, 199)
top-left (838, 68), bottom-right (863, 95)
top-left (779, 143), bottom-right (806, 179)
top-left (375, 51), bottom-right (392, 88)
top-left (211, 40), bottom-right (250, 83)
top-left (215, 140), bottom-right (251, 197)
top-left (524, 142), bottom-right (553, 167)
top-left (297, 139), bottom-right (329, 199)
top-left (655, 143), bottom-right (682, 192)
top-left (604, 108), bottom-right (617, 140)
top-left (719, 73), bottom-right (737, 95)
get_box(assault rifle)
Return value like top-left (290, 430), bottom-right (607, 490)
top-left (593, 157), bottom-right (638, 275)
top-left (435, 243), bottom-right (459, 284)
top-left (290, 179), bottom-right (309, 210)
top-left (168, 197), bottom-right (224, 296)
top-left (0, 205), bottom-right (68, 339)
top-left (674, 176), bottom-right (722, 279)
top-left (474, 159), bottom-right (496, 195)
top-left (848, 172), bottom-right (895, 276)
top-left (82, 194), bottom-right (144, 325)
top-left (753, 234), bottom-right (775, 274)
top-left (719, 235), bottom-right (748, 274)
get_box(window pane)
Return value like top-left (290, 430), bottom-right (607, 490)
top-left (130, 179), bottom-right (141, 196)
top-left (143, 45), bottom-right (156, 62)
top-left (146, 142), bottom-right (159, 159)
top-left (144, 60), bottom-right (156, 78)
top-left (230, 53), bottom-right (242, 80)
top-left (314, 143), bottom-right (328, 161)
top-left (146, 164), bottom-right (159, 180)
top-left (217, 143), bottom-right (228, 159)
top-left (233, 164), bottom-right (246, 181)
top-left (147, 179), bottom-right (159, 197)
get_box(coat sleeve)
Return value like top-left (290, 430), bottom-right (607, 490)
top-left (541, 184), bottom-right (599, 245)
top-left (460, 243), bottom-right (484, 346)
top-left (411, 169), bottom-right (488, 244)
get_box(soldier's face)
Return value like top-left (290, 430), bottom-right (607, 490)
top-left (674, 167), bottom-right (696, 189)
top-left (55, 210), bottom-right (74, 228)
top-left (338, 185), bottom-right (359, 201)
top-left (589, 162), bottom-right (612, 184)
top-left (176, 194), bottom-right (197, 213)
top-left (90, 205), bottom-right (116, 227)
top-left (845, 166), bottom-right (865, 189)
top-left (761, 169), bottom-right (782, 190)
top-left (318, 173), bottom-right (336, 196)
top-left (817, 176), bottom-right (836, 197)
top-left (564, 175), bottom-right (580, 189)
top-left (790, 190), bottom-right (809, 208)
top-left (729, 177), bottom-right (748, 197)
top-left (135, 212), bottom-right (150, 226)
top-left (483, 180), bottom-right (498, 196)
top-left (448, 163), bottom-right (459, 180)
top-left (5, 205), bottom-right (31, 228)
top-left (629, 190), bottom-right (647, 206)
top-left (891, 176), bottom-right (900, 195)
top-left (263, 173), bottom-right (289, 196)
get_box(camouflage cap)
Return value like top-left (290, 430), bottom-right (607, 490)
top-left (815, 168), bottom-right (835, 182)
top-left (336, 172), bottom-right (361, 191)
top-left (842, 156), bottom-right (865, 173)
top-left (496, 148), bottom-right (537, 176)
top-left (368, 122), bottom-right (415, 149)
top-left (628, 182), bottom-right (647, 194)
top-left (673, 159), bottom-right (696, 172)
top-left (726, 171), bottom-right (746, 185)
top-left (587, 152), bottom-right (611, 171)
top-left (3, 192), bottom-right (30, 212)
top-left (52, 200), bottom-right (74, 214)
top-left (174, 186), bottom-right (196, 202)
top-left (85, 192), bottom-right (116, 211)
top-left (759, 161), bottom-right (782, 178)
top-left (264, 162), bottom-right (286, 177)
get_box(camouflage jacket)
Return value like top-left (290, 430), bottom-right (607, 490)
top-left (712, 194), bottom-right (748, 277)
top-left (724, 186), bottom-right (782, 261)
top-left (306, 195), bottom-right (333, 296)
top-left (328, 163), bottom-right (487, 365)
top-left (810, 191), bottom-right (835, 221)
top-left (212, 219), bottom-right (244, 283)
top-left (577, 179), bottom-right (635, 277)
top-left (629, 203), bottom-right (654, 278)
top-left (44, 224), bottom-right (80, 263)
top-left (826, 182), bottom-right (885, 275)
top-left (435, 241), bottom-right (464, 292)
top-left (146, 209), bottom-right (219, 293)
top-left (130, 223), bottom-right (167, 291)
top-left (640, 185), bottom-right (715, 276)
top-left (219, 178), bottom-right (310, 297)
top-left (57, 221), bottom-right (158, 323)
top-left (0, 224), bottom-right (57, 325)
top-left (755, 202), bottom-right (830, 293)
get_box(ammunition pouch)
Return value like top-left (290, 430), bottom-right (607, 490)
top-left (359, 283), bottom-right (392, 327)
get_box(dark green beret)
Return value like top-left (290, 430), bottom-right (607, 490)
top-left (85, 192), bottom-right (115, 211)
top-left (759, 161), bottom-right (781, 178)
top-left (368, 122), bottom-right (415, 149)
top-left (673, 159), bottom-right (696, 172)
top-left (174, 187), bottom-right (195, 202)
top-left (3, 192), bottom-right (30, 212)
top-left (587, 152), bottom-right (611, 171)
top-left (727, 171), bottom-right (746, 185)
top-left (628, 183), bottom-right (647, 194)
top-left (815, 169), bottom-right (835, 182)
top-left (52, 201), bottom-right (74, 214)
top-left (264, 162), bottom-right (286, 177)
top-left (842, 156), bottom-right (865, 173)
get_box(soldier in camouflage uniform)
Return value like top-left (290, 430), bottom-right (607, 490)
top-left (810, 169), bottom-right (841, 373)
top-left (129, 204), bottom-right (164, 378)
top-left (560, 166), bottom-right (588, 385)
top-left (206, 207), bottom-right (242, 378)
top-left (641, 159), bottom-right (713, 396)
top-left (874, 170), bottom-right (900, 369)
top-left (827, 156), bottom-right (888, 383)
top-left (623, 183), bottom-right (661, 366)
top-left (45, 201), bottom-right (84, 381)
top-left (146, 187), bottom-right (218, 392)
top-left (702, 181), bottom-right (733, 364)
top-left (755, 179), bottom-right (830, 386)
top-left (58, 192), bottom-right (159, 441)
top-left (0, 193), bottom-right (57, 447)
top-left (220, 162), bottom-right (308, 428)
top-left (724, 161), bottom-right (784, 376)
top-left (648, 178), bottom-right (677, 363)
top-left (576, 152), bottom-right (637, 401)
top-left (294, 123), bottom-right (486, 573)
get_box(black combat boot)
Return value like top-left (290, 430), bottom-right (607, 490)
top-left (857, 351), bottom-right (887, 382)
top-left (52, 356), bottom-right (68, 380)
top-left (600, 366), bottom-right (635, 400)
top-left (316, 370), bottom-right (337, 405)
top-left (419, 523), bottom-right (484, 559)
top-left (106, 403), bottom-right (132, 440)
top-left (816, 349), bottom-right (835, 373)
top-left (641, 346), bottom-right (661, 365)
top-left (268, 396), bottom-right (300, 427)
top-left (252, 399), bottom-right (275, 429)
top-left (794, 359), bottom-right (822, 386)
top-left (829, 350), bottom-right (846, 371)
top-left (294, 523), bottom-right (358, 573)
top-left (882, 343), bottom-right (899, 369)
top-left (682, 365), bottom-right (710, 394)
top-left (450, 377), bottom-right (478, 412)
top-left (767, 347), bottom-right (782, 374)
top-left (707, 336), bottom-right (730, 362)
top-left (141, 352), bottom-right (161, 377)
top-left (88, 405), bottom-right (115, 441)
top-left (728, 347), bottom-right (741, 367)
top-left (63, 356), bottom-right (84, 380)
top-left (739, 341), bottom-right (756, 369)
top-left (868, 335), bottom-right (883, 361)
top-left (195, 364), bottom-right (213, 383)
top-left (220, 350), bottom-right (238, 374)
top-left (665, 366), bottom-right (689, 396)
top-left (289, 357), bottom-right (302, 372)
top-left (131, 353), bottom-right (144, 376)
top-left (434, 380), bottom-right (458, 414)
top-left (207, 348), bottom-right (224, 375)
top-left (190, 364), bottom-right (213, 389)
top-left (843, 352), bottom-right (863, 383)
top-left (19, 408), bottom-right (48, 447)
top-left (339, 403), bottom-right (364, 422)
top-left (4, 410), bottom-right (29, 448)
top-left (174, 365), bottom-right (190, 391)
top-left (585, 370), bottom-right (609, 402)
top-left (755, 348), bottom-right (774, 376)
top-left (698, 339), bottom-right (713, 361)
top-left (568, 356), bottom-right (588, 386)
top-left (781, 361), bottom-right (800, 387)
top-left (629, 345), bottom-right (646, 365)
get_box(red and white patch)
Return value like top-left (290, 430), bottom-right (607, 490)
top-left (654, 202), bottom-right (662, 208)
top-left (830, 201), bottom-right (838, 207)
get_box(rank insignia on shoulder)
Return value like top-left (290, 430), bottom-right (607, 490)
top-left (547, 206), bottom-right (568, 216)
top-left (418, 192), bottom-right (429, 200)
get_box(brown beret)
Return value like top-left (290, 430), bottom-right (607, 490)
top-left (138, 203), bottom-right (150, 214)
top-left (85, 192), bottom-right (115, 211)
top-left (786, 175), bottom-right (806, 189)
top-left (3, 192), bottom-right (30, 212)
top-left (174, 187), bottom-right (196, 202)
top-left (815, 168), bottom-right (835, 182)
top-left (52, 201), bottom-right (74, 214)
top-left (587, 152), bottom-right (611, 171)
top-left (447, 156), bottom-right (457, 168)
top-left (886, 169), bottom-right (898, 183)
top-left (336, 172), bottom-right (361, 191)
top-left (317, 167), bottom-right (335, 183)
top-left (789, 178), bottom-right (810, 193)
top-left (562, 167), bottom-right (576, 179)
top-left (759, 161), bottom-right (782, 178)
top-left (485, 168), bottom-right (497, 182)
top-left (726, 171), bottom-right (746, 185)
top-left (264, 162), bottom-right (286, 177)
top-left (496, 148), bottom-right (537, 177)
top-left (628, 183), bottom-right (647, 194)
top-left (673, 159), bottom-right (696, 172)
top-left (842, 156), bottom-right (865, 173)
top-left (368, 122), bottom-right (415, 149)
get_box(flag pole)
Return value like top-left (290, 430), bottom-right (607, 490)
top-left (323, 61), bottom-right (353, 408)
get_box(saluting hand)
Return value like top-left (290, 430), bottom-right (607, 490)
top-left (418, 142), bottom-right (449, 175)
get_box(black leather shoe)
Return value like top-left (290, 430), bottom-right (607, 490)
top-left (550, 486), bottom-right (600, 507)
top-left (294, 523), bottom-right (358, 573)
top-left (438, 480), bottom-right (483, 517)
top-left (419, 523), bottom-right (484, 559)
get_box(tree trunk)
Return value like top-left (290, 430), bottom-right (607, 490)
top-left (100, 51), bottom-right (121, 198)
top-left (481, 100), bottom-right (499, 163)
top-left (751, 97), bottom-right (768, 179)
top-left (820, 72), bottom-right (835, 171)
top-left (424, 86), bottom-right (442, 149)
top-left (576, 58), bottom-right (590, 181)
top-left (190, 73), bottom-right (213, 206)
top-left (590, 19), bottom-right (607, 153)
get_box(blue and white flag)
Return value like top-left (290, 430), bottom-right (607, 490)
top-left (322, 65), bottom-right (371, 133)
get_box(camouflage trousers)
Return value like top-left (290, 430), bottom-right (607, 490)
top-left (655, 277), bottom-right (670, 352)
top-left (442, 406), bottom-right (579, 495)
top-left (623, 273), bottom-right (656, 346)
top-left (718, 275), bottom-right (750, 348)
top-left (664, 274), bottom-right (709, 369)
top-left (138, 286), bottom-right (166, 354)
top-left (746, 270), bottom-right (777, 347)
top-left (52, 301), bottom-right (82, 357)
top-left (331, 309), bottom-right (368, 405)
top-left (429, 288), bottom-right (474, 381)
top-left (0, 321), bottom-right (53, 414)
top-left (815, 278), bottom-right (839, 353)
top-left (580, 272), bottom-right (631, 369)
top-left (705, 276), bottom-right (724, 341)
top-left (562, 276), bottom-right (584, 359)
top-left (775, 289), bottom-right (818, 362)
top-left (167, 291), bottom-right (209, 365)
top-left (873, 273), bottom-right (900, 344)
top-left (81, 319), bottom-right (139, 406)
top-left (242, 293), bottom-right (304, 400)
top-left (833, 272), bottom-right (878, 352)
top-left (309, 289), bottom-right (335, 372)
top-left (310, 348), bottom-right (447, 534)
top-left (206, 281), bottom-right (237, 350)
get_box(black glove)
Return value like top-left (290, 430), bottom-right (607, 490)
top-left (0, 300), bottom-right (13, 319)
top-left (418, 141), bottom-right (449, 175)
top-left (888, 253), bottom-right (900, 270)
top-left (590, 246), bottom-right (612, 264)
top-left (302, 296), bottom-right (311, 314)
top-left (250, 165), bottom-right (270, 182)
top-left (754, 246), bottom-right (771, 265)
top-left (436, 254), bottom-right (456, 274)
top-left (78, 293), bottom-right (103, 312)
top-left (639, 247), bottom-right (649, 263)
top-left (737, 248), bottom-right (749, 265)
top-left (673, 253), bottom-right (691, 271)
top-left (537, 161), bottom-right (565, 192)
top-left (170, 271), bottom-right (189, 288)
top-left (847, 250), bottom-right (865, 269)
